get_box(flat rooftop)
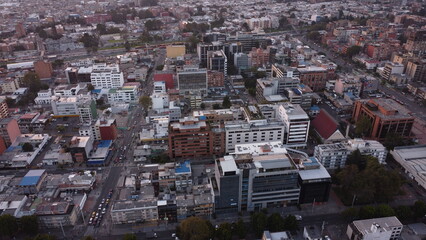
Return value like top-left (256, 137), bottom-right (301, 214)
top-left (234, 141), bottom-right (288, 155)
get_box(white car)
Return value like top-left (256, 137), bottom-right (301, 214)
top-left (294, 215), bottom-right (302, 221)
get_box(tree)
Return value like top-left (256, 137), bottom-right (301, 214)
top-left (56, 125), bottom-right (66, 132)
top-left (355, 115), bottom-right (372, 137)
top-left (20, 215), bottom-right (38, 235)
top-left (138, 10), bottom-right (154, 19)
top-left (278, 16), bottom-right (290, 30)
top-left (251, 212), bottom-right (267, 237)
top-left (87, 84), bottom-right (95, 91)
top-left (306, 31), bottom-right (322, 43)
top-left (283, 215), bottom-right (298, 231)
top-left (96, 24), bottom-right (107, 34)
top-left (145, 19), bottom-right (163, 31)
top-left (216, 223), bottom-right (233, 240)
top-left (383, 132), bottom-right (405, 150)
top-left (139, 31), bottom-right (153, 43)
top-left (122, 233), bottom-right (137, 240)
top-left (139, 0), bottom-right (158, 7)
top-left (139, 96), bottom-right (152, 111)
top-left (5, 97), bottom-right (15, 107)
top-left (222, 96), bottom-right (231, 108)
top-left (52, 59), bottom-right (64, 69)
top-left (394, 205), bottom-right (413, 221)
top-left (22, 142), bottom-right (34, 152)
top-left (267, 213), bottom-right (285, 232)
top-left (178, 217), bottom-right (212, 240)
top-left (79, 33), bottom-right (99, 53)
top-left (375, 204), bottom-right (395, 218)
top-left (124, 41), bottom-right (131, 51)
top-left (213, 103), bottom-right (222, 109)
top-left (156, 65), bottom-right (164, 71)
top-left (346, 45), bottom-right (362, 58)
top-left (341, 207), bottom-right (359, 221)
top-left (22, 72), bottom-right (42, 93)
top-left (413, 200), bottom-right (426, 219)
top-left (359, 206), bottom-right (376, 219)
top-left (200, 103), bottom-right (206, 110)
top-left (234, 218), bottom-right (246, 239)
top-left (0, 214), bottom-right (18, 237)
top-left (346, 149), bottom-right (367, 170)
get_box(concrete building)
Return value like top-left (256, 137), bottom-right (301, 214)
top-left (168, 117), bottom-right (213, 159)
top-left (107, 84), bottom-right (139, 103)
top-left (262, 231), bottom-right (291, 240)
top-left (69, 136), bottom-right (94, 163)
top-left (0, 97), bottom-right (9, 118)
top-left (34, 60), bottom-right (53, 79)
top-left (380, 62), bottom-right (404, 81)
top-left (298, 157), bottom-right (332, 204)
top-left (406, 59), bottom-right (426, 83)
top-left (213, 156), bottom-right (241, 213)
top-left (0, 77), bottom-right (19, 93)
top-left (234, 53), bottom-right (250, 72)
top-left (34, 89), bottom-right (52, 105)
top-left (90, 63), bottom-right (124, 89)
top-left (166, 45), bottom-right (186, 58)
top-left (0, 118), bottom-right (21, 148)
top-left (256, 77), bottom-right (300, 102)
top-left (97, 119), bottom-right (118, 140)
top-left (277, 103), bottom-right (310, 147)
top-left (207, 70), bottom-right (225, 88)
top-left (391, 145), bottom-right (426, 190)
top-left (177, 68), bottom-right (208, 95)
top-left (249, 47), bottom-right (270, 67)
top-left (50, 96), bottom-right (79, 116)
top-left (224, 119), bottom-right (285, 153)
top-left (111, 200), bottom-right (158, 224)
top-left (314, 139), bottom-right (387, 169)
top-left (197, 42), bottom-right (224, 67)
top-left (352, 99), bottom-right (414, 140)
top-left (347, 216), bottom-right (403, 240)
top-left (207, 50), bottom-right (227, 77)
top-left (297, 66), bottom-right (330, 92)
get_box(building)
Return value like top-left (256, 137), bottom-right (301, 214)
top-left (0, 118), bottom-right (21, 148)
top-left (311, 109), bottom-right (345, 143)
top-left (380, 62), bottom-right (404, 81)
top-left (69, 136), bottom-right (94, 163)
top-left (153, 72), bottom-right (174, 90)
top-left (197, 42), bottom-right (224, 67)
top-left (97, 119), bottom-right (118, 140)
top-left (314, 138), bottom-right (387, 169)
top-left (15, 23), bottom-right (26, 38)
top-left (0, 97), bottom-right (9, 118)
top-left (207, 70), bottom-right (224, 88)
top-left (298, 157), bottom-right (332, 204)
top-left (405, 30), bottom-right (426, 54)
top-left (0, 77), bottom-right (20, 93)
top-left (168, 117), bottom-right (213, 159)
top-left (77, 97), bottom-right (97, 124)
top-left (391, 145), bottom-right (426, 190)
top-left (107, 83), bottom-right (139, 103)
top-left (406, 59), bottom-right (426, 83)
top-left (352, 99), bottom-right (414, 140)
top-left (256, 77), bottom-right (300, 102)
top-left (166, 45), bottom-right (186, 58)
top-left (285, 85), bottom-right (313, 110)
top-left (207, 50), bottom-right (227, 77)
top-left (334, 77), bottom-right (362, 97)
top-left (277, 103), bottom-right (310, 147)
top-left (36, 202), bottom-right (78, 228)
top-left (177, 68), bottom-right (208, 95)
top-left (297, 66), bottom-right (330, 92)
top-left (18, 169), bottom-right (47, 194)
top-left (54, 84), bottom-right (86, 96)
top-left (346, 216), bottom-right (403, 240)
top-left (51, 96), bottom-right (79, 116)
top-left (90, 63), bottom-right (124, 89)
top-left (262, 231), bottom-right (291, 240)
top-left (249, 47), bottom-right (270, 67)
top-left (34, 89), bottom-right (53, 105)
top-left (225, 119), bottom-right (285, 153)
top-left (234, 53), bottom-right (250, 72)
top-left (34, 60), bottom-right (53, 79)
top-left (213, 156), bottom-right (241, 213)
top-left (111, 200), bottom-right (158, 224)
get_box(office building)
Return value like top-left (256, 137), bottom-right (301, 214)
top-left (391, 145), bottom-right (426, 190)
top-left (277, 103), bottom-right (310, 147)
top-left (0, 77), bottom-right (20, 94)
top-left (197, 42), bottom-right (224, 67)
top-left (352, 99), bottom-right (414, 140)
top-left (297, 66), bottom-right (330, 92)
top-left (107, 83), bottom-right (139, 103)
top-left (256, 77), bottom-right (300, 102)
top-left (168, 117), bottom-right (213, 159)
top-left (207, 70), bottom-right (225, 88)
top-left (224, 119), bottom-right (285, 153)
top-left (298, 157), bottom-right (332, 204)
top-left (69, 136), bottom-right (94, 163)
top-left (234, 53), bottom-right (250, 72)
top-left (406, 59), bottom-right (426, 83)
top-left (380, 62), bottom-right (404, 81)
top-left (111, 200), bottom-right (158, 224)
top-left (97, 119), bottom-right (118, 140)
top-left (207, 50), bottom-right (227, 77)
top-left (177, 68), bottom-right (208, 95)
top-left (90, 63), bottom-right (124, 89)
top-left (347, 217), bottom-right (403, 240)
top-left (212, 156), bottom-right (241, 213)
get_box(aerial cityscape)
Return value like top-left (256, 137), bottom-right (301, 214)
top-left (0, 0), bottom-right (426, 239)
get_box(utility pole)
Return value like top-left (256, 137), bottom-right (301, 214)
top-left (59, 220), bottom-right (66, 238)
top-left (321, 221), bottom-right (326, 236)
top-left (311, 198), bottom-right (316, 213)
top-left (351, 195), bottom-right (357, 208)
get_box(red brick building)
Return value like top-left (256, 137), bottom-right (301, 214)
top-left (34, 60), bottom-right (53, 79)
top-left (97, 119), bottom-right (118, 140)
top-left (207, 70), bottom-right (224, 88)
top-left (0, 118), bottom-right (21, 147)
top-left (352, 98), bottom-right (414, 140)
top-left (168, 117), bottom-right (213, 159)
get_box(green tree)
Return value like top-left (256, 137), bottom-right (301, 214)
top-left (156, 64), bottom-right (164, 71)
top-left (251, 212), bottom-right (267, 237)
top-left (122, 233), bottom-right (137, 240)
top-left (56, 125), bottom-right (66, 132)
top-left (139, 95), bottom-right (152, 110)
top-left (213, 103), bottom-right (222, 109)
top-left (124, 41), bottom-right (131, 51)
top-left (96, 24), bottom-right (107, 34)
top-left (383, 132), bottom-right (405, 150)
top-left (87, 84), bottom-right (95, 91)
top-left (216, 222), bottom-right (233, 240)
top-left (52, 59), bottom-right (64, 69)
top-left (355, 115), bottom-right (372, 137)
top-left (222, 96), bottom-right (231, 108)
top-left (346, 45), bottom-right (362, 58)
top-left (0, 214), bottom-right (18, 237)
top-left (22, 142), bottom-right (34, 152)
top-left (375, 204), bottom-right (395, 218)
top-left (234, 218), bottom-right (246, 239)
top-left (394, 205), bottom-right (413, 221)
top-left (138, 10), bottom-right (154, 19)
top-left (200, 103), bottom-right (206, 110)
top-left (22, 71), bottom-right (42, 93)
top-left (267, 213), bottom-right (285, 232)
top-left (413, 200), bottom-right (426, 219)
top-left (346, 149), bottom-right (367, 170)
top-left (145, 19), bottom-right (163, 31)
top-left (359, 206), bottom-right (376, 219)
top-left (306, 31), bottom-right (322, 43)
top-left (283, 215), bottom-right (298, 231)
top-left (178, 217), bottom-right (212, 240)
top-left (79, 33), bottom-right (99, 53)
top-left (5, 97), bottom-right (15, 107)
top-left (20, 215), bottom-right (38, 235)
top-left (278, 16), bottom-right (290, 30)
top-left (342, 207), bottom-right (359, 221)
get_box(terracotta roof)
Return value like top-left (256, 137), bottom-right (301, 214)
top-left (311, 109), bottom-right (338, 139)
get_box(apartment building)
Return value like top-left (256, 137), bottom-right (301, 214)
top-left (277, 103), bottom-right (310, 147)
top-left (0, 97), bottom-right (9, 118)
top-left (107, 84), bottom-right (139, 103)
top-left (207, 50), bottom-right (227, 77)
top-left (347, 217), bottom-right (403, 240)
top-left (111, 200), bottom-right (158, 224)
top-left (90, 63), bottom-right (124, 89)
top-left (352, 99), bottom-right (414, 140)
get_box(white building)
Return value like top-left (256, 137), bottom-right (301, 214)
top-left (111, 200), bottom-right (158, 224)
top-left (51, 95), bottom-right (97, 123)
top-left (314, 139), bottom-right (387, 169)
top-left (90, 63), bottom-right (124, 89)
top-left (391, 145), bottom-right (426, 190)
top-left (107, 84), bottom-right (139, 103)
top-left (346, 216), bottom-right (403, 240)
top-left (34, 89), bottom-right (52, 105)
top-left (153, 81), bottom-right (166, 93)
top-left (225, 119), bottom-right (285, 153)
top-left (54, 84), bottom-right (86, 96)
top-left (277, 103), bottom-right (310, 147)
top-left (151, 93), bottom-right (169, 110)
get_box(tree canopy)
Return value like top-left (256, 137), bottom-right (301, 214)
top-left (177, 217), bottom-right (213, 240)
top-left (145, 19), bottom-right (163, 31)
top-left (354, 115), bottom-right (372, 137)
top-left (222, 96), bottom-right (231, 108)
top-left (79, 33), bottom-right (99, 53)
top-left (139, 96), bottom-right (152, 111)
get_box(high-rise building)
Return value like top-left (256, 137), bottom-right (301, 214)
top-left (177, 68), bottom-right (208, 95)
top-left (277, 103), bottom-right (310, 147)
top-left (90, 63), bottom-right (124, 89)
top-left (406, 59), bottom-right (426, 83)
top-left (197, 42), bottom-right (224, 67)
top-left (352, 99), bottom-right (414, 140)
top-left (0, 97), bottom-right (10, 118)
top-left (0, 118), bottom-right (21, 148)
top-left (207, 70), bottom-right (225, 88)
top-left (207, 50), bottom-right (227, 76)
